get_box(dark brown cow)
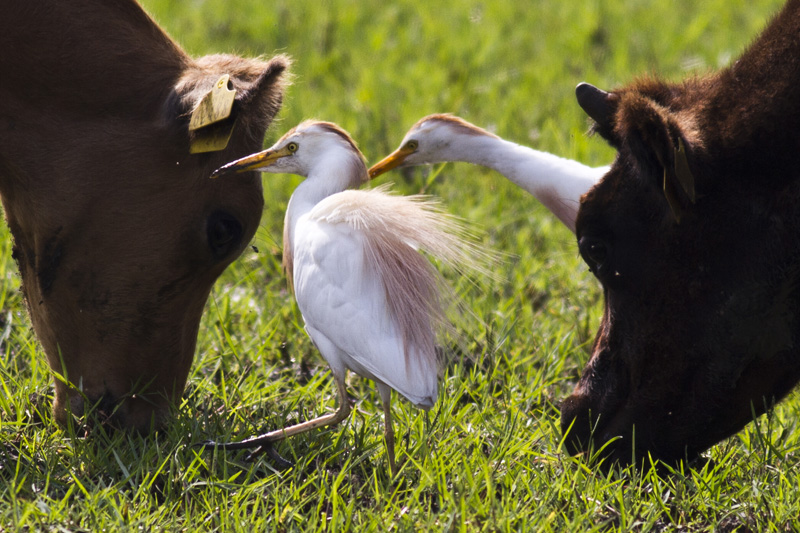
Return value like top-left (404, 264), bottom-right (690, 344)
top-left (0, 1), bottom-right (289, 430)
top-left (561, 0), bottom-right (800, 465)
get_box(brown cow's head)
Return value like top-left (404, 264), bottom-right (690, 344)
top-left (562, 67), bottom-right (800, 465)
top-left (0, 2), bottom-right (290, 431)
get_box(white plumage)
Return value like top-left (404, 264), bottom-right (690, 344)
top-left (206, 120), bottom-right (482, 475)
top-left (368, 114), bottom-right (609, 233)
top-left (295, 191), bottom-right (445, 407)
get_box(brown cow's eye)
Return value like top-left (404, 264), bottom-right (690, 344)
top-left (207, 211), bottom-right (243, 259)
top-left (579, 236), bottom-right (609, 274)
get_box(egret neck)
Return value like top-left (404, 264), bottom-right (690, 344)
top-left (283, 150), bottom-right (367, 283)
top-left (437, 133), bottom-right (607, 232)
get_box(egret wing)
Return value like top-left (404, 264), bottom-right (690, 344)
top-left (291, 213), bottom-right (438, 408)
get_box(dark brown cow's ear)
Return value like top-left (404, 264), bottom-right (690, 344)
top-left (576, 83), bottom-right (620, 143)
top-left (615, 93), bottom-right (697, 223)
top-left (177, 55), bottom-right (291, 154)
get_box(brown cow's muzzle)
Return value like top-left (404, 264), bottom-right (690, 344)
top-left (56, 386), bottom-right (174, 432)
top-left (35, 287), bottom-right (207, 434)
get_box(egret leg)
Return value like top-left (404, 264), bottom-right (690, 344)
top-left (200, 373), bottom-right (352, 459)
top-left (377, 383), bottom-right (397, 477)
top-left (262, 375), bottom-right (352, 440)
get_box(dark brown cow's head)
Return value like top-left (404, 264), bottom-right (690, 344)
top-left (0, 1), bottom-right (289, 430)
top-left (561, 0), bottom-right (800, 465)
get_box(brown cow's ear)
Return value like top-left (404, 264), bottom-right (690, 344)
top-left (177, 55), bottom-right (291, 154)
top-left (615, 93), bottom-right (698, 223)
top-left (230, 55), bottom-right (291, 141)
top-left (576, 82), bottom-right (620, 144)
top-left (188, 75), bottom-right (238, 153)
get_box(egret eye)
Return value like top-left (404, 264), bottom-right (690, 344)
top-left (405, 140), bottom-right (418, 151)
top-left (287, 142), bottom-right (299, 153)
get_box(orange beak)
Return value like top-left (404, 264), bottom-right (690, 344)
top-left (367, 145), bottom-right (416, 180)
top-left (211, 145), bottom-right (293, 178)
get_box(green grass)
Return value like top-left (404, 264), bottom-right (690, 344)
top-left (1, 0), bottom-right (798, 530)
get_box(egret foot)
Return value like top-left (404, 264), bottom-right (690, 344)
top-left (199, 377), bottom-right (352, 469)
top-left (245, 442), bottom-right (293, 468)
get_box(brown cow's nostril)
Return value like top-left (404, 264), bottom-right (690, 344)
top-left (69, 393), bottom-right (124, 428)
top-left (58, 390), bottom-right (167, 434)
top-left (94, 393), bottom-right (124, 426)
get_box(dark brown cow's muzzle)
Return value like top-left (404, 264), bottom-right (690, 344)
top-left (560, 348), bottom-right (632, 463)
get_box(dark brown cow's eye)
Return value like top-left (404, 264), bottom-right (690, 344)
top-left (207, 211), bottom-right (243, 259)
top-left (579, 236), bottom-right (609, 274)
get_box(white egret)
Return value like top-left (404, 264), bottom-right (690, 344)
top-left (204, 120), bottom-right (483, 475)
top-left (368, 114), bottom-right (609, 233)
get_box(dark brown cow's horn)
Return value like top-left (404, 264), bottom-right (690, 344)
top-left (576, 82), bottom-right (618, 131)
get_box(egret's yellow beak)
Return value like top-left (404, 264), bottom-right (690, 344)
top-left (211, 146), bottom-right (293, 178)
top-left (368, 145), bottom-right (416, 180)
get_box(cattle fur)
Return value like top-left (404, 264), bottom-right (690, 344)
top-left (563, 0), bottom-right (800, 465)
top-left (0, 1), bottom-right (290, 430)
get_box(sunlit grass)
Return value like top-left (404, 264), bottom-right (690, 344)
top-left (1, 0), bottom-right (797, 530)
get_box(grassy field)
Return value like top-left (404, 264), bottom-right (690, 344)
top-left (1, 0), bottom-right (798, 530)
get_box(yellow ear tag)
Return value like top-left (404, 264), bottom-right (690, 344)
top-left (189, 123), bottom-right (236, 154)
top-left (674, 138), bottom-right (696, 203)
top-left (189, 75), bottom-right (237, 131)
top-left (663, 168), bottom-right (683, 223)
top-left (188, 75), bottom-right (237, 154)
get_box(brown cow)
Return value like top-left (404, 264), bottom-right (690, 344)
top-left (561, 0), bottom-right (800, 465)
top-left (0, 1), bottom-right (289, 430)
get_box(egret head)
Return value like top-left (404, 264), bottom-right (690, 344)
top-left (369, 114), bottom-right (496, 178)
top-left (213, 120), bottom-right (368, 184)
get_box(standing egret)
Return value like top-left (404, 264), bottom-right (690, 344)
top-left (204, 120), bottom-right (483, 475)
top-left (368, 114), bottom-right (608, 233)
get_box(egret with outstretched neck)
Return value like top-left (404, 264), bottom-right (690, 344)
top-left (368, 114), bottom-right (608, 233)
top-left (204, 120), bottom-right (483, 476)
